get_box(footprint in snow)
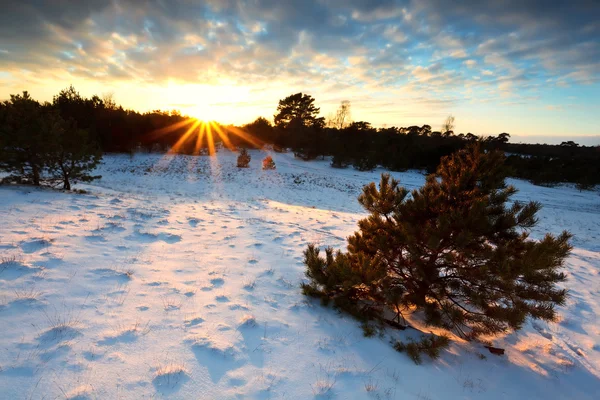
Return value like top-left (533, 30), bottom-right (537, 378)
top-left (210, 278), bottom-right (225, 287)
top-left (21, 238), bottom-right (52, 254)
top-left (85, 235), bottom-right (108, 243)
top-left (185, 316), bottom-right (204, 327)
top-left (532, 322), bottom-right (553, 340)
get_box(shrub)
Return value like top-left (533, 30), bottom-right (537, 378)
top-left (262, 156), bottom-right (276, 170)
top-left (237, 148), bottom-right (251, 168)
top-left (302, 144), bottom-right (571, 340)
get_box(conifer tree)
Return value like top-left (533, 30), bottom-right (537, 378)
top-left (302, 144), bottom-right (571, 339)
top-left (237, 148), bottom-right (251, 168)
top-left (262, 155), bottom-right (276, 170)
top-left (46, 116), bottom-right (102, 190)
top-left (0, 92), bottom-right (51, 185)
top-left (0, 91), bottom-right (101, 189)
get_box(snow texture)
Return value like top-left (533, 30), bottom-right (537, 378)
top-left (1, 149), bottom-right (599, 399)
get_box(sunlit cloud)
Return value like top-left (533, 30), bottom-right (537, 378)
top-left (0, 0), bottom-right (598, 137)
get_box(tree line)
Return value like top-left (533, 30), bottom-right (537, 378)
top-left (1, 87), bottom-right (598, 189)
top-left (266, 93), bottom-right (599, 188)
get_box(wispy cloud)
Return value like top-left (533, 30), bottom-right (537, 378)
top-left (0, 0), bottom-right (598, 135)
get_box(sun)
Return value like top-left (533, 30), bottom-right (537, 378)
top-left (188, 103), bottom-right (213, 122)
top-left (149, 112), bottom-right (265, 158)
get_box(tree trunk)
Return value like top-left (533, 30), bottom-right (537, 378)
top-left (63, 173), bottom-right (71, 190)
top-left (32, 164), bottom-right (40, 186)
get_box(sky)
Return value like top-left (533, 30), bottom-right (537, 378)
top-left (0, 0), bottom-right (599, 143)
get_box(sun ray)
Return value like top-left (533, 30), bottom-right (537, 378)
top-left (205, 122), bottom-right (216, 156)
top-left (170, 119), bottom-right (200, 153)
top-left (194, 122), bottom-right (206, 155)
top-left (211, 122), bottom-right (235, 151)
top-left (226, 125), bottom-right (264, 149)
top-left (149, 118), bottom-right (196, 140)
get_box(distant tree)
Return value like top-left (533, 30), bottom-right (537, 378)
top-left (274, 93), bottom-right (325, 159)
top-left (441, 115), bottom-right (455, 136)
top-left (274, 93), bottom-right (325, 129)
top-left (497, 132), bottom-right (510, 143)
top-left (464, 133), bottom-right (478, 142)
top-left (243, 117), bottom-right (274, 145)
top-left (237, 148), bottom-right (251, 168)
top-left (302, 144), bottom-right (571, 340)
top-left (560, 141), bottom-right (579, 147)
top-left (328, 100), bottom-right (352, 129)
top-left (102, 92), bottom-right (117, 110)
top-left (347, 122), bottom-right (378, 171)
top-left (420, 125), bottom-right (432, 136)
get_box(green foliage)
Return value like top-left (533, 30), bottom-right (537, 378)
top-left (392, 334), bottom-right (451, 364)
top-left (0, 90), bottom-right (102, 189)
top-left (361, 322), bottom-right (378, 337)
top-left (0, 92), bottom-right (49, 185)
top-left (503, 145), bottom-right (599, 187)
top-left (302, 144), bottom-right (572, 340)
top-left (237, 148), bottom-right (251, 168)
top-left (46, 117), bottom-right (102, 190)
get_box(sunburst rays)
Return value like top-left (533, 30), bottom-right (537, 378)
top-left (149, 117), bottom-right (264, 170)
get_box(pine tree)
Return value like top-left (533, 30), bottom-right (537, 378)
top-left (0, 91), bottom-right (101, 190)
top-left (0, 92), bottom-right (51, 185)
top-left (237, 148), bottom-right (251, 168)
top-left (46, 115), bottom-right (102, 190)
top-left (302, 144), bottom-right (571, 339)
top-left (262, 156), bottom-right (276, 170)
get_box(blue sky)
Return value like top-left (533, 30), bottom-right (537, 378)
top-left (0, 0), bottom-right (599, 143)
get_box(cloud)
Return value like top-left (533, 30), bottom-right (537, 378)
top-left (0, 0), bottom-right (598, 132)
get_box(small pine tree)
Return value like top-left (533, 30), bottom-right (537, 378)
top-left (46, 116), bottom-right (102, 190)
top-left (262, 156), bottom-right (276, 170)
top-left (302, 144), bottom-right (571, 340)
top-left (237, 148), bottom-right (251, 168)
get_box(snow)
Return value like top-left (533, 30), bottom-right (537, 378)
top-left (1, 149), bottom-right (599, 399)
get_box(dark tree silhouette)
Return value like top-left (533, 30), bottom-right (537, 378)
top-left (46, 117), bottom-right (101, 190)
top-left (0, 92), bottom-right (50, 185)
top-left (0, 91), bottom-right (101, 189)
top-left (273, 93), bottom-right (324, 129)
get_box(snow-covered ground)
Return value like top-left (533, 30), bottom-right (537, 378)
top-left (1, 149), bottom-right (599, 399)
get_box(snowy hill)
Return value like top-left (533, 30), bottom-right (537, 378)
top-left (1, 149), bottom-right (599, 399)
